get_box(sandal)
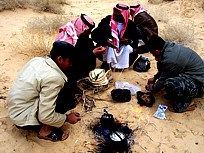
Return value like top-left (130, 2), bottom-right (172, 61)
top-left (38, 128), bottom-right (68, 142)
top-left (169, 101), bottom-right (195, 113)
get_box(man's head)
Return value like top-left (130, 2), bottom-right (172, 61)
top-left (130, 3), bottom-right (140, 17)
top-left (80, 14), bottom-right (95, 32)
top-left (113, 7), bottom-right (124, 23)
top-left (73, 14), bottom-right (95, 37)
top-left (50, 41), bottom-right (76, 71)
top-left (146, 36), bottom-right (165, 61)
top-left (113, 4), bottom-right (129, 23)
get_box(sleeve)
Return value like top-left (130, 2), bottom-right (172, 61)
top-left (153, 62), bottom-right (184, 92)
top-left (38, 76), bottom-right (66, 128)
top-left (74, 37), bottom-right (96, 79)
top-left (126, 20), bottom-right (140, 49)
top-left (91, 16), bottom-right (112, 46)
top-left (134, 15), bottom-right (146, 27)
top-left (77, 51), bottom-right (96, 78)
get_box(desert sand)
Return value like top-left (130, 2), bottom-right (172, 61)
top-left (0, 0), bottom-right (204, 152)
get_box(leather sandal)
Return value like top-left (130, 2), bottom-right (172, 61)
top-left (38, 128), bottom-right (68, 142)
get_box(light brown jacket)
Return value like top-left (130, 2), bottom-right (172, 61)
top-left (8, 57), bottom-right (67, 127)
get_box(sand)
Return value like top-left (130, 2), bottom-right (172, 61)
top-left (0, 0), bottom-right (204, 152)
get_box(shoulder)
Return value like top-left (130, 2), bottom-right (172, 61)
top-left (164, 42), bottom-right (179, 51)
top-left (135, 12), bottom-right (153, 21)
top-left (27, 57), bottom-right (44, 65)
top-left (30, 57), bottom-right (66, 83)
top-left (138, 11), bottom-right (150, 17)
top-left (103, 15), bottom-right (111, 21)
top-left (19, 57), bottom-right (46, 76)
top-left (99, 15), bottom-right (111, 25)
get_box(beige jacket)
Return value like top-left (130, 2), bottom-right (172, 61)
top-left (8, 57), bottom-right (67, 128)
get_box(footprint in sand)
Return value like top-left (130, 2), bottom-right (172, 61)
top-left (0, 120), bottom-right (8, 133)
top-left (173, 128), bottom-right (188, 139)
top-left (0, 42), bottom-right (5, 47)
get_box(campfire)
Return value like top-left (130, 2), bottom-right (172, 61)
top-left (90, 109), bottom-right (135, 153)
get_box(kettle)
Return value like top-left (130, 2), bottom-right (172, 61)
top-left (100, 109), bottom-right (114, 128)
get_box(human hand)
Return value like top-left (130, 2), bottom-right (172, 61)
top-left (145, 83), bottom-right (154, 91)
top-left (120, 38), bottom-right (129, 46)
top-left (93, 46), bottom-right (106, 56)
top-left (107, 40), bottom-right (117, 48)
top-left (147, 77), bottom-right (156, 85)
top-left (66, 112), bottom-right (81, 124)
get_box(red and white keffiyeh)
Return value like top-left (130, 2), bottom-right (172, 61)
top-left (110, 3), bottom-right (130, 52)
top-left (56, 14), bottom-right (95, 46)
top-left (130, 3), bottom-right (147, 20)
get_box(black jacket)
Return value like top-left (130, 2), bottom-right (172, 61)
top-left (66, 34), bottom-right (96, 83)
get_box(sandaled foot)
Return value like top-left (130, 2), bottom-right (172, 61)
top-left (169, 101), bottom-right (195, 113)
top-left (38, 128), bottom-right (69, 142)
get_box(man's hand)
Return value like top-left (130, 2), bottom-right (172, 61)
top-left (66, 112), bottom-right (81, 124)
top-left (145, 77), bottom-right (156, 91)
top-left (120, 38), bottom-right (129, 46)
top-left (107, 40), bottom-right (117, 48)
top-left (93, 46), bottom-right (106, 56)
top-left (145, 83), bottom-right (154, 91)
top-left (147, 77), bottom-right (156, 85)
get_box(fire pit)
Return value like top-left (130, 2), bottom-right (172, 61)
top-left (91, 109), bottom-right (134, 153)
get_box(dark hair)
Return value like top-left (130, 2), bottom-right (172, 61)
top-left (146, 35), bottom-right (165, 51)
top-left (50, 41), bottom-right (76, 62)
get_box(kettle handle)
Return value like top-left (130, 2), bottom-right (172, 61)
top-left (104, 109), bottom-right (108, 114)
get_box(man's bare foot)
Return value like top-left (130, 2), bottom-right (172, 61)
top-left (38, 125), bottom-right (68, 141)
top-left (169, 101), bottom-right (195, 113)
top-left (184, 101), bottom-right (195, 112)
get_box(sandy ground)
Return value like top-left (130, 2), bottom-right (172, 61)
top-left (0, 0), bottom-right (204, 152)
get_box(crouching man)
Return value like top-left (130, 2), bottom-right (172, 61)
top-left (145, 36), bottom-right (204, 113)
top-left (8, 41), bottom-right (81, 141)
